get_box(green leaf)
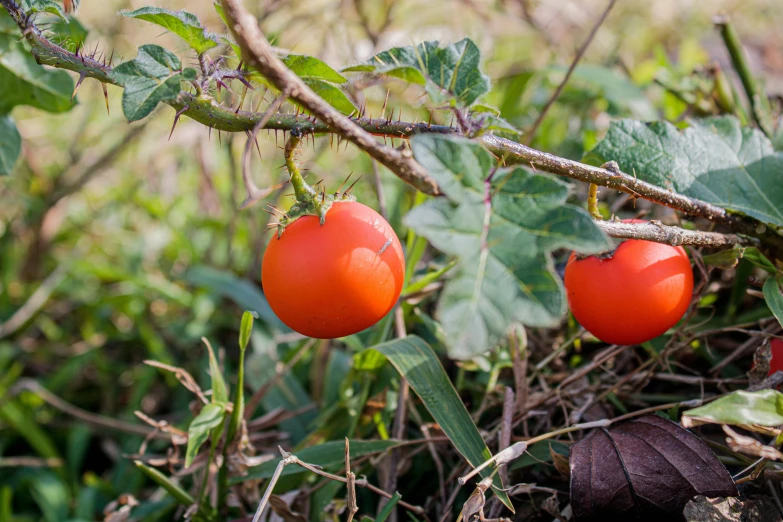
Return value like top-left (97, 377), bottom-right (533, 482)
top-left (764, 276), bottom-right (783, 329)
top-left (20, 0), bottom-right (66, 19)
top-left (110, 44), bottom-right (195, 122)
top-left (683, 389), bottom-right (783, 427)
top-left (302, 78), bottom-right (356, 115)
top-left (376, 492), bottom-right (401, 522)
top-left (744, 247), bottom-right (777, 274)
top-left (184, 402), bottom-right (226, 468)
top-left (470, 104), bottom-right (520, 137)
top-left (239, 310), bottom-right (255, 351)
top-left (701, 245), bottom-right (744, 270)
top-left (242, 439), bottom-right (404, 481)
top-left (134, 461), bottom-right (195, 506)
top-left (404, 135), bottom-right (609, 358)
top-left (586, 116), bottom-right (783, 227)
top-left (368, 336), bottom-right (513, 511)
top-left (283, 55), bottom-right (346, 83)
top-left (214, 3), bottom-right (228, 27)
top-left (205, 340), bottom-right (228, 404)
top-left (0, 115), bottom-right (20, 175)
top-left (344, 38), bottom-right (490, 106)
top-left (121, 7), bottom-right (218, 54)
top-left (0, 33), bottom-right (74, 113)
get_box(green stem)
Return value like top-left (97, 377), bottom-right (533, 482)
top-left (715, 15), bottom-right (774, 135)
top-left (284, 130), bottom-right (316, 202)
top-left (587, 183), bottom-right (602, 220)
top-left (217, 341), bottom-right (246, 512)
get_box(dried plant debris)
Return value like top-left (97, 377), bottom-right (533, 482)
top-left (569, 415), bottom-right (738, 521)
top-left (684, 496), bottom-right (782, 522)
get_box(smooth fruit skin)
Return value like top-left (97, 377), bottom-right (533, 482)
top-left (564, 228), bottom-right (694, 345)
top-left (769, 339), bottom-right (783, 376)
top-left (262, 201), bottom-right (405, 339)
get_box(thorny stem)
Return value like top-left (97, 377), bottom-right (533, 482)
top-left (219, 0), bottom-right (440, 196)
top-left (284, 130), bottom-right (316, 202)
top-left (2, 0), bottom-right (782, 254)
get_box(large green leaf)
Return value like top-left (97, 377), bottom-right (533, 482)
top-left (683, 389), bottom-right (783, 427)
top-left (184, 402), bottom-right (226, 468)
top-left (121, 7), bottom-right (218, 54)
top-left (344, 38), bottom-right (490, 106)
top-left (302, 78), bottom-right (356, 115)
top-left (586, 116), bottom-right (783, 227)
top-left (242, 439), bottom-right (404, 480)
top-left (764, 276), bottom-right (783, 329)
top-left (0, 115), bottom-right (20, 175)
top-left (110, 44), bottom-right (196, 122)
top-left (368, 336), bottom-right (513, 511)
top-left (404, 135), bottom-right (609, 358)
top-left (0, 33), bottom-right (73, 113)
top-left (244, 54), bottom-right (354, 114)
top-left (284, 55), bottom-right (346, 83)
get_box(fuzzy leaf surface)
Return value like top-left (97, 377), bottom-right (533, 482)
top-left (121, 7), bottom-right (218, 54)
top-left (586, 116), bottom-right (783, 227)
top-left (110, 44), bottom-right (196, 122)
top-left (344, 38), bottom-right (490, 106)
top-left (404, 135), bottom-right (609, 358)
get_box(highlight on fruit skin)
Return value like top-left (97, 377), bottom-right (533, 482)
top-left (563, 220), bottom-right (694, 346)
top-left (261, 200), bottom-right (405, 339)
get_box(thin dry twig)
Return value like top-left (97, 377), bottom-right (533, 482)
top-left (5, 379), bottom-right (164, 439)
top-left (250, 446), bottom-right (427, 522)
top-left (240, 91), bottom-right (291, 209)
top-left (524, 0), bottom-right (618, 144)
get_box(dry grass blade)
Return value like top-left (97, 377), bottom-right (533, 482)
top-left (143, 360), bottom-right (209, 404)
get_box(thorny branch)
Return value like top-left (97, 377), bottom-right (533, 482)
top-left (219, 0), bottom-right (440, 196)
top-left (2, 0), bottom-right (782, 253)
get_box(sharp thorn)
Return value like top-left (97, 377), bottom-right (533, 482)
top-left (169, 105), bottom-right (189, 140)
top-left (336, 172), bottom-right (353, 194)
top-left (102, 82), bottom-right (109, 115)
top-left (345, 174), bottom-right (363, 195)
top-left (381, 88), bottom-right (390, 119)
top-left (71, 72), bottom-right (86, 101)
